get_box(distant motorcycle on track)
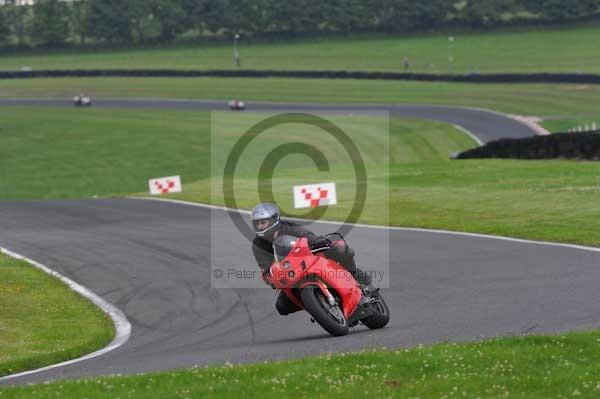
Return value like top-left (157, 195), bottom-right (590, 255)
top-left (270, 234), bottom-right (390, 336)
top-left (73, 95), bottom-right (92, 107)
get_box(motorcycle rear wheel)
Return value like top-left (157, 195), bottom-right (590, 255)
top-left (361, 295), bottom-right (390, 329)
top-left (300, 286), bottom-right (349, 337)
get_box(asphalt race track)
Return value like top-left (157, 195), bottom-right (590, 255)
top-left (0, 98), bottom-right (536, 143)
top-left (2, 99), bottom-right (599, 385)
top-left (2, 199), bottom-right (600, 385)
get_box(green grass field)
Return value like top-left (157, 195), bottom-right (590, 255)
top-left (0, 107), bottom-right (210, 199)
top-left (1, 106), bottom-right (599, 247)
top-left (0, 107), bottom-right (472, 200)
top-left (0, 253), bottom-right (114, 377)
top-left (542, 117), bottom-right (600, 133)
top-left (3, 331), bottom-right (600, 398)
top-left (2, 78), bottom-right (600, 118)
top-left (2, 25), bottom-right (600, 73)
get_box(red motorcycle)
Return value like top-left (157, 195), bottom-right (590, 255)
top-left (270, 234), bottom-right (390, 336)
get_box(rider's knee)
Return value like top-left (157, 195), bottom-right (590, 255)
top-left (332, 245), bottom-right (346, 257)
top-left (277, 305), bottom-right (300, 316)
top-left (276, 296), bottom-right (299, 316)
top-left (347, 246), bottom-right (355, 258)
top-left (276, 301), bottom-right (291, 315)
top-left (332, 241), bottom-right (355, 258)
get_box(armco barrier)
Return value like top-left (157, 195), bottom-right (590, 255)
top-left (2, 69), bottom-right (600, 83)
top-left (457, 131), bottom-right (600, 160)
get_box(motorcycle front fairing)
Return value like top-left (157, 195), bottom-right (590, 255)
top-left (270, 236), bottom-right (363, 319)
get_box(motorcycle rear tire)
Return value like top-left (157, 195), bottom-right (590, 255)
top-left (301, 286), bottom-right (349, 337)
top-left (361, 295), bottom-right (390, 329)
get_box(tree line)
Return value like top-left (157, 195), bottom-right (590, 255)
top-left (0, 0), bottom-right (598, 47)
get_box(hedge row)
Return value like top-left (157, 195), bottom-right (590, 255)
top-left (457, 131), bottom-right (600, 160)
top-left (2, 69), bottom-right (600, 83)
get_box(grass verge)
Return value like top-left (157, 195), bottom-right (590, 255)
top-left (1, 107), bottom-right (599, 247)
top-left (542, 117), bottom-right (600, 133)
top-left (0, 107), bottom-right (210, 199)
top-left (0, 253), bottom-right (114, 377)
top-left (2, 331), bottom-right (600, 398)
top-left (2, 25), bottom-right (600, 73)
top-left (0, 107), bottom-right (470, 200)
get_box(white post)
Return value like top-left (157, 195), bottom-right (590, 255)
top-left (448, 36), bottom-right (454, 73)
top-left (233, 33), bottom-right (240, 67)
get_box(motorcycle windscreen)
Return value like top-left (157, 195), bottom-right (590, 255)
top-left (272, 235), bottom-right (298, 263)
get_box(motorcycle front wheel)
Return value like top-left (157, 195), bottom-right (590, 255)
top-left (300, 285), bottom-right (349, 337)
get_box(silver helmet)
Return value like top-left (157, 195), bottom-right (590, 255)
top-left (251, 203), bottom-right (280, 239)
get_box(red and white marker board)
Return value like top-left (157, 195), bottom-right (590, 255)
top-left (293, 182), bottom-right (337, 208)
top-left (148, 175), bottom-right (182, 195)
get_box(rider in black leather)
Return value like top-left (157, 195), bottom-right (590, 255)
top-left (250, 203), bottom-right (372, 315)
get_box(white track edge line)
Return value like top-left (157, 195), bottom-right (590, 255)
top-left (452, 124), bottom-right (484, 146)
top-left (0, 247), bottom-right (131, 382)
top-left (132, 197), bottom-right (600, 254)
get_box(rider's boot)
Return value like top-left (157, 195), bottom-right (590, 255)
top-left (338, 249), bottom-right (377, 294)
